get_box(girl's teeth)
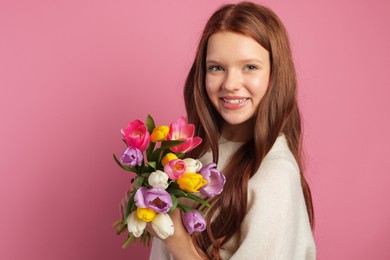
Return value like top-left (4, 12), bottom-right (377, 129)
top-left (223, 98), bottom-right (247, 104)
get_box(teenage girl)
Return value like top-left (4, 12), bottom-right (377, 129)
top-left (149, 2), bottom-right (316, 259)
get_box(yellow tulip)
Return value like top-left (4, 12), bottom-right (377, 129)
top-left (150, 126), bottom-right (169, 142)
top-left (161, 153), bottom-right (178, 167)
top-left (177, 173), bottom-right (208, 193)
top-left (136, 207), bottom-right (157, 222)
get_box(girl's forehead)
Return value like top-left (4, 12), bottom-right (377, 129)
top-left (206, 32), bottom-right (269, 63)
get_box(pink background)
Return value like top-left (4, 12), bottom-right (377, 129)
top-left (1, 0), bottom-right (389, 259)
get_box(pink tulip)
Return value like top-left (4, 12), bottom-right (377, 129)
top-left (167, 116), bottom-right (202, 153)
top-left (121, 120), bottom-right (150, 152)
top-left (164, 159), bottom-right (186, 180)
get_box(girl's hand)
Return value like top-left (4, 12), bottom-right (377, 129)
top-left (148, 209), bottom-right (203, 260)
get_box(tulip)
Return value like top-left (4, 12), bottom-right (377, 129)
top-left (127, 211), bottom-right (146, 237)
top-left (134, 187), bottom-right (172, 213)
top-left (182, 210), bottom-right (206, 235)
top-left (164, 159), bottom-right (186, 180)
top-left (120, 146), bottom-right (143, 166)
top-left (199, 163), bottom-right (226, 197)
top-left (121, 120), bottom-right (150, 152)
top-left (148, 170), bottom-right (169, 189)
top-left (183, 158), bottom-right (202, 173)
top-left (150, 125), bottom-right (169, 142)
top-left (136, 207), bottom-right (157, 222)
top-left (177, 173), bottom-right (207, 193)
top-left (161, 153), bottom-right (178, 167)
top-left (167, 116), bottom-right (202, 153)
top-left (151, 213), bottom-right (174, 239)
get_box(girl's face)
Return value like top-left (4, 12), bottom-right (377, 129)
top-left (205, 32), bottom-right (270, 128)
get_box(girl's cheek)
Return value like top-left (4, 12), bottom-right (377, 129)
top-left (205, 76), bottom-right (221, 91)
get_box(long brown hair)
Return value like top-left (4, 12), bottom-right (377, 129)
top-left (184, 2), bottom-right (314, 259)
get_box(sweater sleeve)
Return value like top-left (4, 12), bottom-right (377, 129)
top-left (228, 151), bottom-right (316, 260)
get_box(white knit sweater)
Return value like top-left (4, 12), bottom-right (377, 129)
top-left (149, 135), bottom-right (316, 260)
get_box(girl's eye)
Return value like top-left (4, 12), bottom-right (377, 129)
top-left (208, 65), bottom-right (224, 71)
top-left (245, 65), bottom-right (258, 71)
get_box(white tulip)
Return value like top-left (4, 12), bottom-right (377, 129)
top-left (127, 211), bottom-right (146, 237)
top-left (183, 158), bottom-right (202, 173)
top-left (151, 213), bottom-right (174, 239)
top-left (148, 170), bottom-right (169, 189)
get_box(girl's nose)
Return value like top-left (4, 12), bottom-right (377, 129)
top-left (222, 70), bottom-right (241, 91)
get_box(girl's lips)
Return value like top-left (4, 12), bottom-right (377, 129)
top-left (220, 97), bottom-right (249, 110)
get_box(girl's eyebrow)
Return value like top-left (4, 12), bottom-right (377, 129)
top-left (205, 58), bottom-right (264, 65)
top-left (240, 59), bottom-right (264, 65)
top-left (205, 59), bottom-right (220, 64)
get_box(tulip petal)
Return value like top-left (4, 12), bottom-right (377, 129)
top-left (182, 210), bottom-right (206, 235)
top-left (120, 147), bottom-right (143, 166)
top-left (180, 124), bottom-right (195, 138)
top-left (145, 188), bottom-right (173, 213)
top-left (167, 116), bottom-right (202, 153)
top-left (164, 159), bottom-right (186, 180)
top-left (151, 213), bottom-right (174, 239)
top-left (199, 163), bottom-right (226, 197)
top-left (190, 137), bottom-right (202, 150)
top-left (121, 120), bottom-right (151, 152)
top-left (148, 170), bottom-right (169, 189)
top-left (134, 187), bottom-right (148, 208)
top-left (127, 211), bottom-right (147, 237)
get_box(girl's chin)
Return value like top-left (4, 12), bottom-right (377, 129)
top-left (220, 115), bottom-right (256, 127)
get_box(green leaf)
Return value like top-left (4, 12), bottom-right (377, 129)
top-left (176, 152), bottom-right (185, 159)
top-left (125, 191), bottom-right (136, 218)
top-left (150, 148), bottom-right (163, 163)
top-left (134, 177), bottom-right (145, 190)
top-left (185, 193), bottom-right (211, 208)
top-left (146, 114), bottom-right (155, 134)
top-left (122, 234), bottom-right (135, 249)
top-left (138, 162), bottom-right (145, 176)
top-left (160, 140), bottom-right (186, 149)
top-left (168, 182), bottom-right (180, 189)
top-left (146, 232), bottom-right (152, 247)
top-left (177, 203), bottom-right (193, 213)
top-left (141, 171), bottom-right (152, 178)
top-left (112, 219), bottom-right (123, 228)
top-left (140, 234), bottom-right (146, 246)
top-left (167, 187), bottom-right (187, 197)
top-left (167, 194), bottom-right (178, 214)
top-left (147, 161), bottom-right (157, 170)
top-left (140, 231), bottom-right (153, 247)
top-left (196, 209), bottom-right (206, 216)
top-left (116, 222), bottom-right (127, 235)
top-left (113, 154), bottom-right (137, 173)
top-left (146, 141), bottom-right (156, 158)
top-left (149, 141), bottom-right (185, 163)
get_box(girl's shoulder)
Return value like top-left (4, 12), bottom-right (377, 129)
top-left (264, 134), bottom-right (299, 168)
top-left (199, 134), bottom-right (300, 182)
top-left (250, 134), bottom-right (301, 191)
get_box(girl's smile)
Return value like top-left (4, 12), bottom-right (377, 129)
top-left (220, 96), bottom-right (249, 110)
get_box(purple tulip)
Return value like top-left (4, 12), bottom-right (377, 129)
top-left (182, 210), bottom-right (206, 235)
top-left (134, 187), bottom-right (172, 213)
top-left (120, 146), bottom-right (143, 166)
top-left (199, 163), bottom-right (226, 197)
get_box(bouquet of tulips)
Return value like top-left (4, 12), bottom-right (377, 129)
top-left (113, 115), bottom-right (226, 248)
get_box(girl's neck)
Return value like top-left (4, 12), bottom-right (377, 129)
top-left (220, 118), bottom-right (255, 142)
